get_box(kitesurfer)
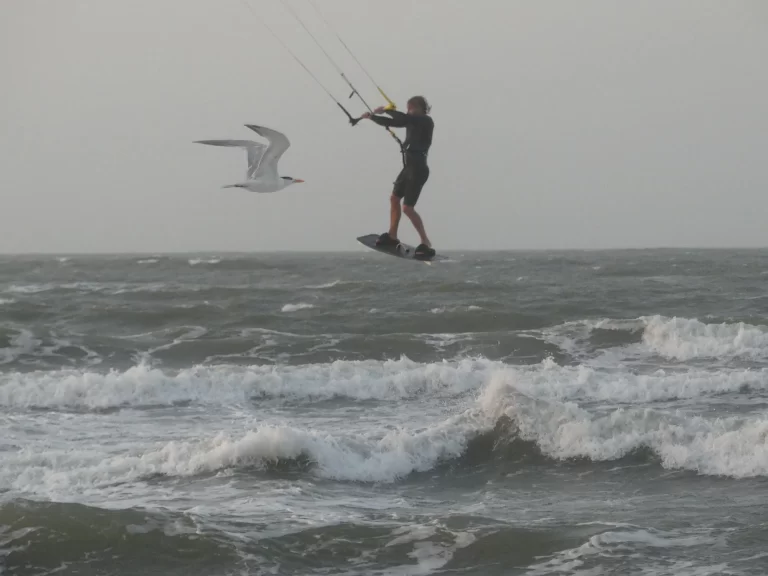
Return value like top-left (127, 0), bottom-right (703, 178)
top-left (361, 96), bottom-right (435, 259)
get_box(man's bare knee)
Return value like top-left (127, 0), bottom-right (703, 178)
top-left (403, 204), bottom-right (416, 217)
top-left (390, 194), bottom-right (401, 204)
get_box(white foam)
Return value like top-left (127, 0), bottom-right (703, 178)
top-left (481, 375), bottom-right (768, 478)
top-left (4, 353), bottom-right (765, 416)
top-left (111, 282), bottom-right (174, 295)
top-left (406, 542), bottom-right (455, 575)
top-left (386, 525), bottom-right (438, 547)
top-left (304, 280), bottom-right (341, 289)
top-left (0, 330), bottom-right (41, 365)
top-left (381, 524), bottom-right (476, 575)
top-left (5, 282), bottom-right (111, 295)
top-left (589, 528), bottom-right (710, 549)
top-left (430, 305), bottom-right (483, 314)
top-left (497, 357), bottom-right (768, 404)
top-left (527, 528), bottom-right (715, 575)
top-left (423, 333), bottom-right (472, 349)
top-left (540, 315), bottom-right (768, 363)
top-left (188, 258), bottom-right (221, 266)
top-left (9, 353), bottom-right (768, 481)
top-left (9, 362), bottom-right (768, 499)
top-left (641, 315), bottom-right (768, 360)
top-left (0, 358), bottom-right (493, 409)
top-left (6, 284), bottom-right (51, 294)
top-left (0, 298), bottom-right (15, 305)
top-left (539, 318), bottom-right (642, 358)
top-left (281, 303), bottom-right (314, 312)
top-left (7, 408), bottom-right (489, 494)
top-left (137, 258), bottom-right (159, 264)
top-left (137, 326), bottom-right (208, 361)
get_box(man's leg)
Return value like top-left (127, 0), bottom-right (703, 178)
top-left (401, 167), bottom-right (431, 248)
top-left (389, 194), bottom-right (402, 240)
top-left (402, 204), bottom-right (431, 247)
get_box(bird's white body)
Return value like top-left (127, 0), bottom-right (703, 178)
top-left (225, 178), bottom-right (294, 193)
top-left (195, 125), bottom-right (303, 193)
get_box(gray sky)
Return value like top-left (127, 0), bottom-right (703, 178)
top-left (1, 0), bottom-right (767, 253)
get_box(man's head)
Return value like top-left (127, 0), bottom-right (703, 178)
top-left (406, 96), bottom-right (430, 115)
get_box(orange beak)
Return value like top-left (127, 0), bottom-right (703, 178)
top-left (294, 179), bottom-right (305, 183)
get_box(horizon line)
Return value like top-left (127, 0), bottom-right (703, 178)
top-left (3, 246), bottom-right (768, 257)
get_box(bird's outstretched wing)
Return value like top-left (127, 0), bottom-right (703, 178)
top-left (195, 139), bottom-right (267, 180)
top-left (244, 125), bottom-right (291, 181)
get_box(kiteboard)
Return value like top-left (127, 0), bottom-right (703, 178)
top-left (356, 234), bottom-right (446, 264)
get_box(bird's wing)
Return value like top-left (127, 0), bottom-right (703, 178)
top-left (244, 125), bottom-right (291, 181)
top-left (194, 139), bottom-right (267, 180)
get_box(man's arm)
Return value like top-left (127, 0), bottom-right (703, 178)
top-left (363, 107), bottom-right (414, 128)
top-left (368, 114), bottom-right (397, 128)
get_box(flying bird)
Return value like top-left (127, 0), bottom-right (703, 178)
top-left (195, 125), bottom-right (304, 193)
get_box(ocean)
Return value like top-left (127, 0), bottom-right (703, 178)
top-left (2, 250), bottom-right (768, 576)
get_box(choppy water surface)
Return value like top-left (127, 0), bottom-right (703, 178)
top-left (2, 250), bottom-right (768, 575)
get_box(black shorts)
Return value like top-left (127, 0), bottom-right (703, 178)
top-left (392, 159), bottom-right (429, 207)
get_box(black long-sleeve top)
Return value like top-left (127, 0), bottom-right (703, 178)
top-left (370, 110), bottom-right (434, 157)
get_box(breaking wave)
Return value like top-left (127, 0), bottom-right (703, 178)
top-left (2, 356), bottom-right (767, 411)
top-left (5, 357), bottom-right (768, 498)
top-left (0, 358), bottom-right (493, 410)
top-left (540, 315), bottom-right (768, 362)
top-left (641, 315), bottom-right (768, 361)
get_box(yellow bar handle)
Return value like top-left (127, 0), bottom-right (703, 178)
top-left (378, 87), bottom-right (397, 110)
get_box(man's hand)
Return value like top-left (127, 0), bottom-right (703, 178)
top-left (360, 112), bottom-right (372, 120)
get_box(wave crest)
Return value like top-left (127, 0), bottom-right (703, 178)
top-left (641, 315), bottom-right (768, 360)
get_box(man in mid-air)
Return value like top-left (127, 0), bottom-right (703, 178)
top-left (361, 96), bottom-right (435, 259)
